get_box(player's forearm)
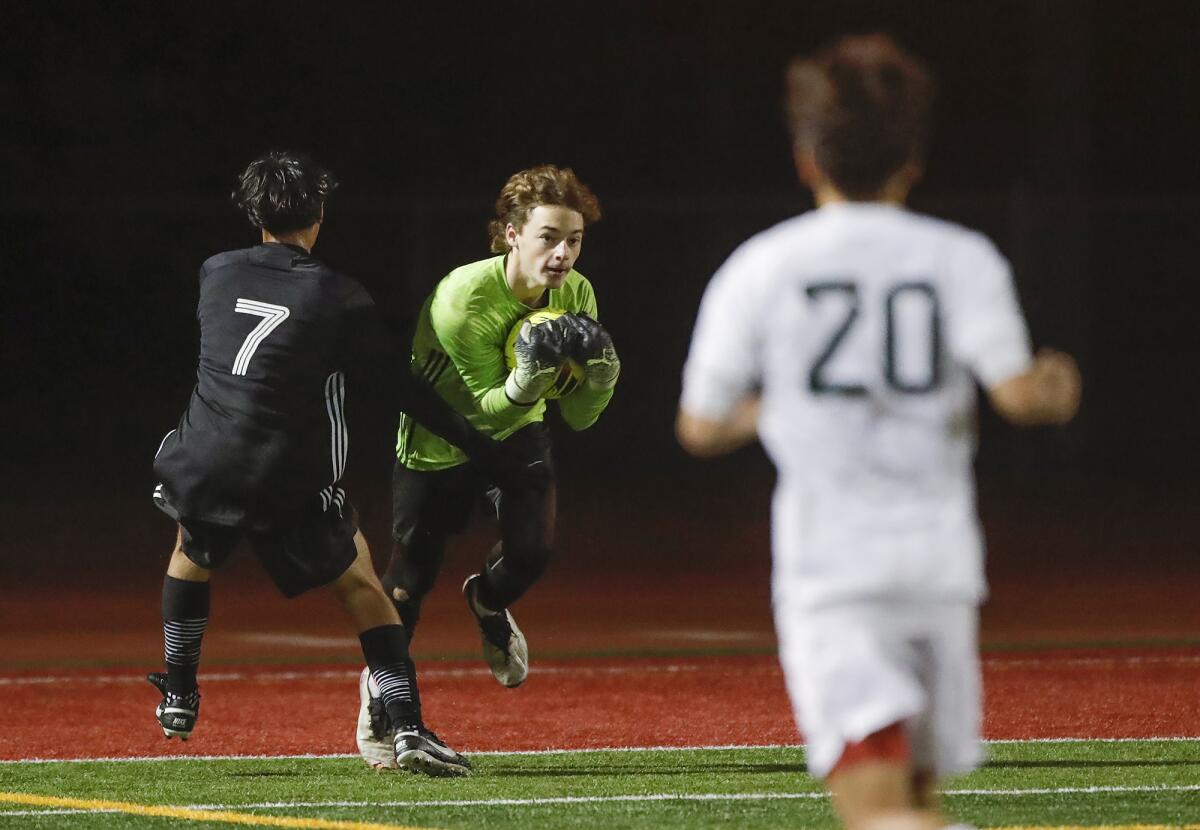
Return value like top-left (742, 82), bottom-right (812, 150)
top-left (396, 373), bottom-right (497, 457)
top-left (675, 397), bottom-right (761, 457)
top-left (987, 348), bottom-right (1081, 426)
top-left (558, 381), bottom-right (615, 431)
top-left (477, 382), bottom-right (544, 423)
top-left (989, 384), bottom-right (1076, 425)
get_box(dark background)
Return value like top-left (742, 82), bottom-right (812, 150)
top-left (3, 0), bottom-right (1198, 512)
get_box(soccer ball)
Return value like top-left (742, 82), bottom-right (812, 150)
top-left (503, 309), bottom-right (585, 399)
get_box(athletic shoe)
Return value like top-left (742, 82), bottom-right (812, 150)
top-left (355, 667), bottom-right (398, 770)
top-left (462, 574), bottom-right (528, 688)
top-left (394, 727), bottom-right (471, 777)
top-left (147, 672), bottom-right (200, 740)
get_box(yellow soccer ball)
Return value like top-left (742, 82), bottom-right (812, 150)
top-left (503, 308), bottom-right (585, 399)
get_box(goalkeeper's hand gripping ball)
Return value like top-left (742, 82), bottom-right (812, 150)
top-left (503, 309), bottom-right (585, 401)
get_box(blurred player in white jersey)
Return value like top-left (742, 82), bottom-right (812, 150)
top-left (677, 34), bottom-right (1081, 830)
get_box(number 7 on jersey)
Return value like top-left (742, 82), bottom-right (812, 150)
top-left (232, 299), bottom-right (290, 376)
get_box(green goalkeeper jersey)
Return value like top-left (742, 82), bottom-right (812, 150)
top-left (397, 255), bottom-right (615, 470)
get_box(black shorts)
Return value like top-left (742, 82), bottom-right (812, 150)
top-left (392, 423), bottom-right (554, 545)
top-left (156, 486), bottom-right (359, 599)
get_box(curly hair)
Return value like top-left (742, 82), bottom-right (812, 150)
top-left (487, 165), bottom-right (602, 253)
top-left (785, 34), bottom-right (933, 199)
top-left (231, 151), bottom-right (339, 235)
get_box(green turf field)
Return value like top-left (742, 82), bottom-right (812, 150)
top-left (1, 740), bottom-right (1197, 829)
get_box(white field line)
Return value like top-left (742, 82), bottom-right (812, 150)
top-left (3, 737), bottom-right (1199, 765)
top-left (985, 736), bottom-right (1200, 743)
top-left (985, 654), bottom-right (1200, 669)
top-left (3, 651), bottom-right (1197, 688)
top-left (0, 670), bottom-right (363, 686)
top-left (235, 633), bottom-right (357, 648)
top-left (0, 663), bottom-right (716, 687)
top-left (645, 629), bottom-right (770, 641)
top-left (239, 629), bottom-right (777, 647)
top-left (2, 784), bottom-right (1198, 818)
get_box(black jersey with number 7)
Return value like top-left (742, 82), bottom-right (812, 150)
top-left (154, 242), bottom-right (402, 529)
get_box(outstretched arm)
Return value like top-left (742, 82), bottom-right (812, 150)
top-left (342, 296), bottom-right (536, 489)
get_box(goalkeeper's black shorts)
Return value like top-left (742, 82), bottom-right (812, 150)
top-left (391, 422), bottom-right (554, 548)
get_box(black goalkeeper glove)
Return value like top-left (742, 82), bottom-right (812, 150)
top-left (504, 316), bottom-right (571, 404)
top-left (560, 312), bottom-right (620, 390)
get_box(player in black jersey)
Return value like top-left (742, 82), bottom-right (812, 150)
top-left (150, 151), bottom-right (520, 776)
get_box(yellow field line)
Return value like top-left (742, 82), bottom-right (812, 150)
top-left (0, 791), bottom-right (436, 830)
top-left (5, 793), bottom-right (1195, 830)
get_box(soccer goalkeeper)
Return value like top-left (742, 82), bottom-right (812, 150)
top-left (356, 164), bottom-right (620, 768)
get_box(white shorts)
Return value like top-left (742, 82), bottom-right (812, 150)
top-left (774, 598), bottom-right (983, 779)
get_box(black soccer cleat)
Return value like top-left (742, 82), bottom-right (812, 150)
top-left (394, 727), bottom-right (471, 777)
top-left (147, 672), bottom-right (200, 740)
top-left (463, 574), bottom-right (528, 688)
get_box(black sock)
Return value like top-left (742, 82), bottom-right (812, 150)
top-left (380, 535), bottom-right (446, 636)
top-left (359, 624), bottom-right (421, 730)
top-left (478, 545), bottom-right (549, 610)
top-left (161, 575), bottom-right (210, 696)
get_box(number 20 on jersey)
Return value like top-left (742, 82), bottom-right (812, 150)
top-left (805, 280), bottom-right (941, 395)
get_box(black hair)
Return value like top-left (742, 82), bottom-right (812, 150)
top-left (231, 151), bottom-right (338, 234)
top-left (786, 34), bottom-right (933, 199)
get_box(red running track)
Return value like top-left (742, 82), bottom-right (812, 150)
top-left (2, 649), bottom-right (1197, 761)
top-left (2, 476), bottom-right (1197, 761)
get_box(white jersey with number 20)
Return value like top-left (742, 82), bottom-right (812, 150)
top-left (681, 203), bottom-right (1032, 610)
